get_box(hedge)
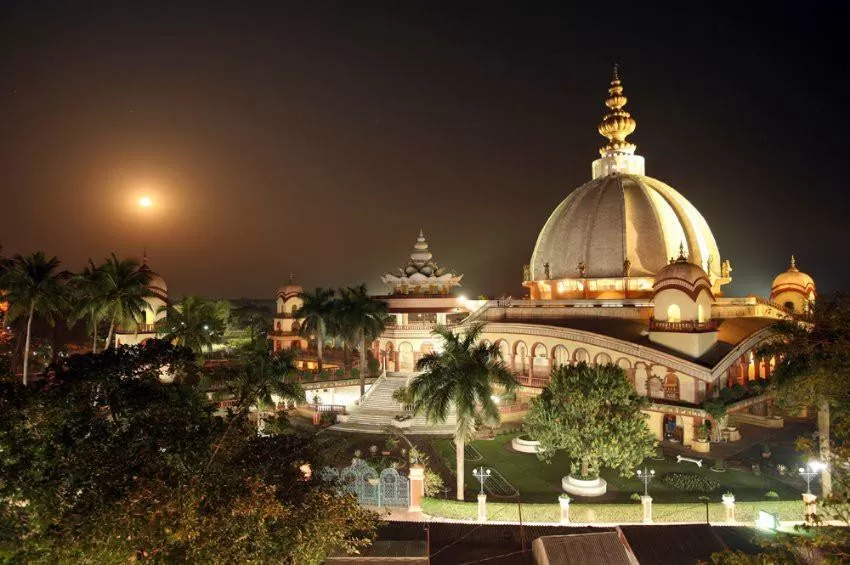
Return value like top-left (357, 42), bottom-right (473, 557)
top-left (422, 498), bottom-right (804, 524)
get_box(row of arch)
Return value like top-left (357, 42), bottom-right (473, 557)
top-left (481, 339), bottom-right (632, 377)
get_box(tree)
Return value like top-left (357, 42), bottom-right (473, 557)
top-left (230, 300), bottom-right (271, 345)
top-left (69, 260), bottom-right (110, 353)
top-left (157, 295), bottom-right (227, 355)
top-left (0, 252), bottom-right (68, 384)
top-left (409, 322), bottom-right (516, 500)
top-left (524, 362), bottom-right (657, 480)
top-left (0, 341), bottom-right (376, 562)
top-left (98, 253), bottom-right (155, 348)
top-left (759, 292), bottom-right (850, 498)
top-left (296, 287), bottom-right (335, 372)
top-left (340, 284), bottom-right (390, 396)
top-left (207, 340), bottom-right (305, 430)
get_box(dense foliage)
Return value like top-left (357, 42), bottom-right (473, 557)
top-left (0, 341), bottom-right (376, 563)
top-left (524, 362), bottom-right (656, 479)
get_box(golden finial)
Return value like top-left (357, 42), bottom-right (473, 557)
top-left (789, 255), bottom-right (798, 272)
top-left (598, 64), bottom-right (637, 156)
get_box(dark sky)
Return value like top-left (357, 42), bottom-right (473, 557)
top-left (1, 2), bottom-right (848, 299)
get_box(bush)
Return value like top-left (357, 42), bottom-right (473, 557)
top-left (765, 491), bottom-right (780, 500)
top-left (335, 368), bottom-right (345, 378)
top-left (661, 472), bottom-right (721, 492)
top-left (424, 469), bottom-right (445, 497)
top-left (630, 492), bottom-right (642, 502)
top-left (351, 368), bottom-right (360, 378)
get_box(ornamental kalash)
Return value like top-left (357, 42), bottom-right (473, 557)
top-left (276, 69), bottom-right (816, 464)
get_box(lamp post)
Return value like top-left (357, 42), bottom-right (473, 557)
top-left (636, 466), bottom-right (655, 496)
top-left (473, 467), bottom-right (491, 522)
top-left (799, 461), bottom-right (825, 494)
top-left (473, 467), bottom-right (492, 495)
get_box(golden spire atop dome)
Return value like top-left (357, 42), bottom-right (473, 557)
top-left (789, 255), bottom-right (798, 272)
top-left (598, 64), bottom-right (637, 156)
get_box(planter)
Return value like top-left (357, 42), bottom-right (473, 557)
top-left (724, 427), bottom-right (741, 442)
top-left (511, 436), bottom-right (543, 454)
top-left (692, 439), bottom-right (711, 454)
top-left (562, 475), bottom-right (607, 497)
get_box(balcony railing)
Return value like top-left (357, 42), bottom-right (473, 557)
top-left (648, 318), bottom-right (719, 333)
top-left (384, 321), bottom-right (438, 330)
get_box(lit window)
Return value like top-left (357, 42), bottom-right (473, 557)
top-left (667, 304), bottom-right (681, 323)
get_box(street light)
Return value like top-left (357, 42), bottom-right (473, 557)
top-left (473, 467), bottom-right (492, 496)
top-left (799, 461), bottom-right (826, 494)
top-left (636, 466), bottom-right (655, 497)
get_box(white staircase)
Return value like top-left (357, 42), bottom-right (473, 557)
top-left (330, 372), bottom-right (456, 435)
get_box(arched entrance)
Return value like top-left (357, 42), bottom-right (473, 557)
top-left (398, 342), bottom-right (414, 372)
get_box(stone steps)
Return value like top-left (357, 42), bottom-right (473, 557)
top-left (330, 372), bottom-right (456, 435)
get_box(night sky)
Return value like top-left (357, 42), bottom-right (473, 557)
top-left (1, 2), bottom-right (848, 299)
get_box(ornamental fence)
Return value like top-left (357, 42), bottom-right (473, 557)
top-left (321, 459), bottom-right (410, 508)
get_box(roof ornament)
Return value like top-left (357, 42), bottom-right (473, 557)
top-left (789, 255), bottom-right (799, 272)
top-left (288, 273), bottom-right (296, 284)
top-left (598, 64), bottom-right (637, 156)
top-left (676, 242), bottom-right (688, 263)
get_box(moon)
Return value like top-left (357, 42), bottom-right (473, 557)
top-left (138, 196), bottom-right (153, 208)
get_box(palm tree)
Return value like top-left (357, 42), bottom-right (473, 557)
top-left (157, 295), bottom-right (226, 355)
top-left (296, 287), bottom-right (335, 372)
top-left (341, 284), bottom-right (390, 396)
top-left (0, 252), bottom-right (69, 384)
top-left (206, 340), bottom-right (305, 432)
top-left (410, 322), bottom-right (516, 500)
top-left (70, 260), bottom-right (110, 353)
top-left (98, 254), bottom-right (155, 348)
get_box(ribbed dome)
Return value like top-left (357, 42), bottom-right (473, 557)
top-left (530, 174), bottom-right (721, 281)
top-left (653, 257), bottom-right (713, 298)
top-left (771, 257), bottom-right (814, 295)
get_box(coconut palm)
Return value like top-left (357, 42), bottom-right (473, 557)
top-left (296, 287), bottom-right (335, 372)
top-left (70, 260), bottom-right (111, 352)
top-left (98, 254), bottom-right (155, 348)
top-left (157, 295), bottom-right (226, 355)
top-left (410, 322), bottom-right (516, 500)
top-left (340, 284), bottom-right (390, 396)
top-left (0, 252), bottom-right (69, 384)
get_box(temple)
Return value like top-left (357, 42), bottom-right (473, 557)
top-left (289, 69), bottom-right (817, 457)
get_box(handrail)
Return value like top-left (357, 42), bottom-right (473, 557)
top-left (648, 318), bottom-right (719, 332)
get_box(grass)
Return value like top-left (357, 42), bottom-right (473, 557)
top-left (422, 498), bottom-right (805, 523)
top-left (431, 433), bottom-right (801, 503)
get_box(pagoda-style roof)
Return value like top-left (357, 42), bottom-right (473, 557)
top-left (381, 230), bottom-right (463, 295)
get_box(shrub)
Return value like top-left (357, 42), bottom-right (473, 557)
top-left (351, 368), bottom-right (360, 378)
top-left (424, 469), bottom-right (445, 497)
top-left (765, 491), bottom-right (780, 500)
top-left (630, 492), bottom-right (642, 502)
top-left (661, 472), bottom-right (720, 492)
top-left (335, 368), bottom-right (345, 378)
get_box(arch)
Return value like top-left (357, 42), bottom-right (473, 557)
top-left (663, 373), bottom-right (680, 400)
top-left (275, 321), bottom-right (281, 331)
top-left (573, 348), bottom-right (590, 364)
top-left (648, 376), bottom-right (664, 399)
top-left (594, 352), bottom-right (612, 366)
top-left (514, 341), bottom-right (529, 375)
top-left (398, 342), bottom-right (414, 372)
top-left (552, 345), bottom-right (570, 369)
top-left (532, 343), bottom-right (548, 358)
top-left (616, 357), bottom-right (632, 370)
top-left (667, 304), bottom-right (681, 323)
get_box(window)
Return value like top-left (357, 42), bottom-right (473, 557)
top-left (697, 304), bottom-right (705, 323)
top-left (667, 304), bottom-right (681, 323)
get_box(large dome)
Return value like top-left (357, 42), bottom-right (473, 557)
top-left (530, 173), bottom-right (721, 281)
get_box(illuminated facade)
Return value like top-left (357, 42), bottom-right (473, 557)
top-left (270, 275), bottom-right (309, 352)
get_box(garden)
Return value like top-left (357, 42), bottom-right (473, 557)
top-left (429, 432), bottom-right (806, 505)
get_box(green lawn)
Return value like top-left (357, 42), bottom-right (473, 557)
top-left (431, 433), bottom-right (801, 503)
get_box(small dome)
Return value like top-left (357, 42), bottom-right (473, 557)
top-left (771, 256), bottom-right (815, 296)
top-left (653, 250), bottom-right (713, 298)
top-left (276, 274), bottom-right (303, 299)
